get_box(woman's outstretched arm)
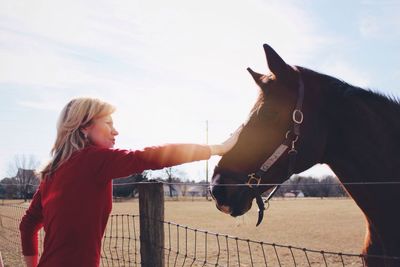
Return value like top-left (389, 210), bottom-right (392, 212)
top-left (92, 124), bottom-right (243, 181)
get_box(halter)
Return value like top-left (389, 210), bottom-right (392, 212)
top-left (222, 67), bottom-right (304, 226)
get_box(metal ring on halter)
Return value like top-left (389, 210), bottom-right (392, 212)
top-left (285, 130), bottom-right (299, 143)
top-left (292, 109), bottom-right (304, 124)
top-left (247, 173), bottom-right (261, 188)
top-left (285, 130), bottom-right (291, 139)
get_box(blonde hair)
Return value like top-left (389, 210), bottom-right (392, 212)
top-left (40, 97), bottom-right (115, 180)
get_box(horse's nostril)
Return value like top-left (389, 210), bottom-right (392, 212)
top-left (218, 205), bottom-right (231, 214)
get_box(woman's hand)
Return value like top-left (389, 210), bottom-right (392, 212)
top-left (209, 124), bottom-right (243, 156)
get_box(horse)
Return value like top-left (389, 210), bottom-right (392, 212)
top-left (210, 44), bottom-right (400, 266)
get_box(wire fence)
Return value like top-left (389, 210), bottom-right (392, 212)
top-left (2, 202), bottom-right (400, 267)
top-left (101, 214), bottom-right (140, 266)
top-left (4, 177), bottom-right (400, 202)
top-left (160, 219), bottom-right (368, 267)
top-left (2, 180), bottom-right (400, 266)
top-left (4, 180), bottom-right (400, 187)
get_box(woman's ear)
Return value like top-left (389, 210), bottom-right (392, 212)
top-left (80, 127), bottom-right (89, 139)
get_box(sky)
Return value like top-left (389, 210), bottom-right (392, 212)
top-left (1, 0), bottom-right (399, 181)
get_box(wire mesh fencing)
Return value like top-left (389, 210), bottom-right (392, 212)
top-left (101, 214), bottom-right (141, 267)
top-left (0, 203), bottom-right (141, 267)
top-left (152, 218), bottom-right (371, 267)
top-left (3, 202), bottom-right (400, 267)
top-left (0, 203), bottom-right (45, 266)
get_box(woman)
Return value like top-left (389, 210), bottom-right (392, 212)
top-left (20, 97), bottom-right (241, 267)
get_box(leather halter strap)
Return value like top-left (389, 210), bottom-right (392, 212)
top-left (248, 67), bottom-right (305, 226)
top-left (249, 67), bottom-right (304, 183)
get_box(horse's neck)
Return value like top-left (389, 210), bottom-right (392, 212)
top-left (312, 72), bottom-right (400, 256)
top-left (317, 77), bottom-right (399, 183)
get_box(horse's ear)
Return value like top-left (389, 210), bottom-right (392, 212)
top-left (263, 44), bottom-right (290, 80)
top-left (246, 67), bottom-right (265, 86)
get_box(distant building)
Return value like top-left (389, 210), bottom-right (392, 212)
top-left (0, 168), bottom-right (39, 199)
top-left (186, 186), bottom-right (204, 197)
top-left (284, 190), bottom-right (304, 198)
top-left (163, 184), bottom-right (182, 197)
top-left (162, 184), bottom-right (207, 197)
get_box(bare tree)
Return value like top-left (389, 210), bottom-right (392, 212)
top-left (6, 154), bottom-right (40, 201)
top-left (163, 167), bottom-right (187, 197)
top-left (180, 183), bottom-right (188, 197)
top-left (165, 167), bottom-right (176, 198)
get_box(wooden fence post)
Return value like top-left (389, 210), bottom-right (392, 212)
top-left (139, 181), bottom-right (165, 267)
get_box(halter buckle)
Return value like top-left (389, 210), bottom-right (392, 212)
top-left (247, 173), bottom-right (261, 188)
top-left (292, 109), bottom-right (304, 124)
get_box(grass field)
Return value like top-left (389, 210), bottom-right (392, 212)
top-left (113, 197), bottom-right (366, 252)
top-left (0, 198), bottom-right (367, 266)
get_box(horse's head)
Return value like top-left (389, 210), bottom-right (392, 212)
top-left (210, 44), bottom-right (326, 220)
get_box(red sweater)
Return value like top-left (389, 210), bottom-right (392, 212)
top-left (20, 144), bottom-right (210, 267)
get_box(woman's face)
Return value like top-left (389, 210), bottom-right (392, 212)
top-left (85, 115), bottom-right (119, 148)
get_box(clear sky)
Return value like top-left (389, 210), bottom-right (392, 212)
top-left (1, 0), bottom-right (399, 181)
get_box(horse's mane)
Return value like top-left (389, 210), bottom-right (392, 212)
top-left (299, 66), bottom-right (399, 106)
top-left (298, 66), bottom-right (400, 131)
top-left (248, 66), bottom-right (400, 134)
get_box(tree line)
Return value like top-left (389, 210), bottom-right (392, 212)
top-left (111, 174), bottom-right (349, 199)
top-left (0, 173), bottom-right (348, 200)
top-left (274, 175), bottom-right (348, 198)
top-left (1, 154), bottom-right (347, 200)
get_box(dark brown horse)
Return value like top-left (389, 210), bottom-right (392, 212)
top-left (210, 44), bottom-right (400, 266)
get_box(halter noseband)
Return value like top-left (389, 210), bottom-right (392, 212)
top-left (247, 67), bottom-right (305, 226)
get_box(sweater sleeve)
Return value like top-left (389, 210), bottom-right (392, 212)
top-left (19, 187), bottom-right (43, 256)
top-left (92, 143), bottom-right (211, 181)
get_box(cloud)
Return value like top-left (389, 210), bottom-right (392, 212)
top-left (0, 0), bottom-right (330, 87)
top-left (0, 0), bottom-right (339, 180)
top-left (17, 100), bottom-right (60, 111)
top-left (1, 0), bottom-right (331, 122)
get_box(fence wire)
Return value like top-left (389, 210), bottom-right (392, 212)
top-left (2, 203), bottom-right (400, 267)
top-left (159, 218), bottom-right (370, 267)
top-left (100, 214), bottom-right (141, 267)
top-left (4, 180), bottom-right (400, 187)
